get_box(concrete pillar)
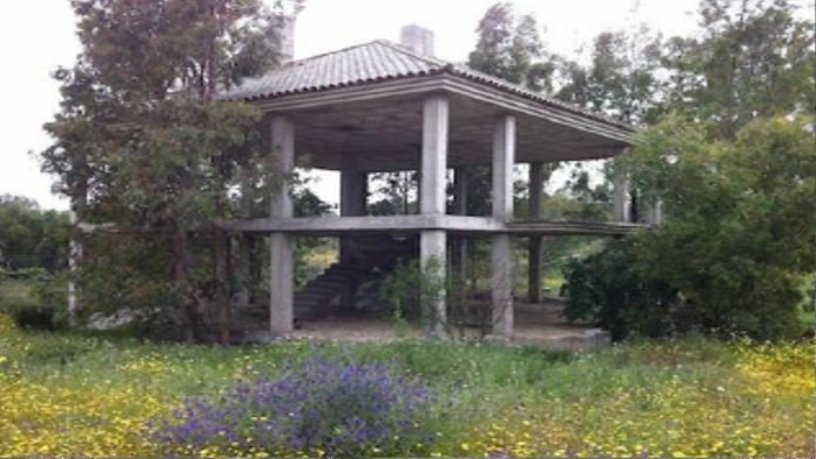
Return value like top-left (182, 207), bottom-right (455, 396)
top-left (613, 165), bottom-right (631, 223)
top-left (646, 199), bottom-right (663, 226)
top-left (340, 169), bottom-right (367, 216)
top-left (67, 209), bottom-right (82, 325)
top-left (491, 115), bottom-right (515, 337)
top-left (528, 162), bottom-right (543, 304)
top-left (420, 96), bottom-right (449, 335)
top-left (420, 96), bottom-right (448, 216)
top-left (269, 116), bottom-right (295, 334)
top-left (420, 230), bottom-right (446, 335)
top-left (340, 169), bottom-right (367, 263)
top-left (452, 167), bottom-right (469, 282)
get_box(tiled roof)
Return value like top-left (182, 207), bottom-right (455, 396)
top-left (221, 40), bottom-right (633, 132)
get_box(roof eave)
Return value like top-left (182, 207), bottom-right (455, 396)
top-left (227, 72), bottom-right (634, 145)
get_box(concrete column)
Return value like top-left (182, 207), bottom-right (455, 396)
top-left (67, 209), bottom-right (82, 325)
top-left (420, 230), bottom-right (446, 335)
top-left (528, 162), bottom-right (543, 304)
top-left (269, 116), bottom-right (295, 334)
top-left (340, 169), bottom-right (367, 263)
top-left (452, 167), bottom-right (469, 282)
top-left (420, 96), bottom-right (449, 335)
top-left (491, 115), bottom-right (515, 337)
top-left (613, 162), bottom-right (631, 223)
top-left (340, 169), bottom-right (367, 216)
top-left (420, 96), bottom-right (448, 215)
top-left (646, 199), bottom-right (663, 226)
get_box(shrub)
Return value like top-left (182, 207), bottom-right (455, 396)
top-left (604, 116), bottom-right (816, 341)
top-left (0, 269), bottom-right (63, 330)
top-left (155, 358), bottom-right (439, 458)
top-left (563, 238), bottom-right (681, 340)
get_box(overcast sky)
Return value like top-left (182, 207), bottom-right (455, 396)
top-left (0, 0), bottom-right (708, 210)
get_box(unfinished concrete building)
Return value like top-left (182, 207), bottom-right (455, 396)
top-left (221, 25), bottom-right (640, 340)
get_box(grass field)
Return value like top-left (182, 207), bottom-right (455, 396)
top-left (0, 314), bottom-right (813, 458)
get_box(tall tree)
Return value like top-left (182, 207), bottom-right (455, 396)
top-left (556, 26), bottom-right (664, 125)
top-left (468, 2), bottom-right (556, 92)
top-left (42, 0), bottom-right (303, 341)
top-left (664, 0), bottom-right (815, 137)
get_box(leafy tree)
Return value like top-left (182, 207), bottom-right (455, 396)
top-left (42, 0), bottom-right (303, 341)
top-left (0, 196), bottom-right (70, 270)
top-left (468, 2), bottom-right (556, 92)
top-left (368, 171), bottom-right (418, 216)
top-left (663, 0), bottom-right (815, 138)
top-left (554, 26), bottom-right (664, 125)
top-left (568, 115), bottom-right (816, 340)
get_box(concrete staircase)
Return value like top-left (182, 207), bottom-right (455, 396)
top-left (295, 235), bottom-right (418, 320)
top-left (229, 235), bottom-right (418, 340)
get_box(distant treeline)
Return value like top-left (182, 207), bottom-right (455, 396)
top-left (0, 195), bottom-right (70, 271)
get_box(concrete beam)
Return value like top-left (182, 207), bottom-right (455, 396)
top-left (220, 215), bottom-right (644, 236)
top-left (492, 115), bottom-right (516, 338)
top-left (269, 116), bottom-right (295, 334)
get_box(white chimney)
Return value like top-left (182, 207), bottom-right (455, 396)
top-left (272, 15), bottom-right (295, 63)
top-left (400, 24), bottom-right (434, 56)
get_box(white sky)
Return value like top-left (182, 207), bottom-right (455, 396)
top-left (0, 0), bottom-right (707, 210)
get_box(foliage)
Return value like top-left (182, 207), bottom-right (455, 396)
top-left (0, 195), bottom-right (70, 270)
top-left (568, 116), bottom-right (816, 340)
top-left (662, 0), bottom-right (815, 138)
top-left (633, 116), bottom-right (814, 338)
top-left (368, 171), bottom-right (418, 216)
top-left (0, 270), bottom-right (67, 330)
top-left (1, 327), bottom-right (813, 458)
top-left (557, 26), bottom-right (664, 125)
top-left (292, 174), bottom-right (334, 287)
top-left (156, 358), bottom-right (439, 458)
top-left (468, 2), bottom-right (555, 92)
top-left (41, 0), bottom-right (306, 340)
top-left (563, 238), bottom-right (681, 340)
top-left (378, 259), bottom-right (445, 326)
top-left (377, 258), bottom-right (502, 337)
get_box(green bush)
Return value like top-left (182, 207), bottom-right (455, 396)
top-left (575, 116), bottom-right (816, 341)
top-left (564, 233), bottom-right (807, 341)
top-left (563, 238), bottom-right (681, 340)
top-left (0, 269), bottom-right (64, 330)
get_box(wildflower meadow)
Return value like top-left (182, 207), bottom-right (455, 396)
top-left (0, 314), bottom-right (813, 458)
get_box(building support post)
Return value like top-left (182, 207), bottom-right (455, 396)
top-left (492, 115), bottom-right (515, 338)
top-left (528, 162), bottom-right (544, 304)
top-left (613, 160), bottom-right (631, 223)
top-left (339, 169), bottom-right (367, 263)
top-left (646, 199), bottom-right (663, 226)
top-left (452, 167), bottom-right (469, 283)
top-left (269, 116), bottom-right (295, 335)
top-left (67, 210), bottom-right (82, 325)
top-left (420, 96), bottom-right (449, 336)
